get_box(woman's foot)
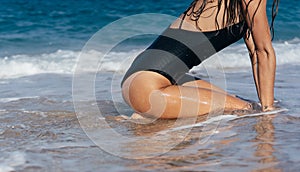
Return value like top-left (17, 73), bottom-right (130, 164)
top-left (130, 112), bottom-right (146, 119)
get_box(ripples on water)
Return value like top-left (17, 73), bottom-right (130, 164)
top-left (0, 65), bottom-right (299, 171)
top-left (1, 0), bottom-right (299, 171)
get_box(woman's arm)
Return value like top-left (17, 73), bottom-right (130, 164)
top-left (242, 0), bottom-right (276, 111)
top-left (244, 30), bottom-right (260, 100)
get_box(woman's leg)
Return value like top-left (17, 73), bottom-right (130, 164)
top-left (122, 71), bottom-right (251, 119)
top-left (182, 80), bottom-right (231, 95)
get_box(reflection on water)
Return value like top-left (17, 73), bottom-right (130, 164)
top-left (119, 112), bottom-right (286, 171)
top-left (252, 115), bottom-right (280, 172)
top-left (0, 98), bottom-right (289, 171)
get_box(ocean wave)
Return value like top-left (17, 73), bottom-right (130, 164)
top-left (0, 96), bottom-right (40, 103)
top-left (1, 41), bottom-right (300, 79)
top-left (0, 50), bottom-right (78, 79)
top-left (193, 41), bottom-right (300, 71)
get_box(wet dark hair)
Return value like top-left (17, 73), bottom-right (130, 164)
top-left (182, 0), bottom-right (279, 39)
top-left (270, 0), bottom-right (280, 39)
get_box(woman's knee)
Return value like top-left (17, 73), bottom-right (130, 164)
top-left (121, 71), bottom-right (171, 114)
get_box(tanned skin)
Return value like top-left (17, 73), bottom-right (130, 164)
top-left (122, 0), bottom-right (276, 119)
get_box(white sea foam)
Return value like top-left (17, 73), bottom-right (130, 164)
top-left (0, 152), bottom-right (26, 172)
top-left (0, 50), bottom-right (78, 79)
top-left (0, 41), bottom-right (299, 79)
top-left (0, 96), bottom-right (40, 103)
top-left (157, 108), bottom-right (288, 135)
top-left (192, 42), bottom-right (300, 72)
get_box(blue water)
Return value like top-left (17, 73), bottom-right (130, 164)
top-left (1, 0), bottom-right (300, 171)
top-left (0, 0), bottom-right (299, 57)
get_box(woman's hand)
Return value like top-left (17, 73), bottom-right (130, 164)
top-left (263, 105), bottom-right (276, 112)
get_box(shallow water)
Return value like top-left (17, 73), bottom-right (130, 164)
top-left (0, 64), bottom-right (299, 172)
top-left (1, 0), bottom-right (300, 171)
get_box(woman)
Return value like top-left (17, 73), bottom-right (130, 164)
top-left (121, 0), bottom-right (278, 119)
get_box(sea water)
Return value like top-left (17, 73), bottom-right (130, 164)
top-left (0, 0), bottom-right (300, 171)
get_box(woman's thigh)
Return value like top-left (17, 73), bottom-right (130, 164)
top-left (121, 71), bottom-right (172, 114)
top-left (122, 71), bottom-right (250, 119)
top-left (122, 71), bottom-right (203, 118)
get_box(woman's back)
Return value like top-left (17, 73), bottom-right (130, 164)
top-left (171, 0), bottom-right (243, 32)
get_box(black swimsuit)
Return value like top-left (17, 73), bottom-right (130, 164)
top-left (121, 21), bottom-right (247, 86)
